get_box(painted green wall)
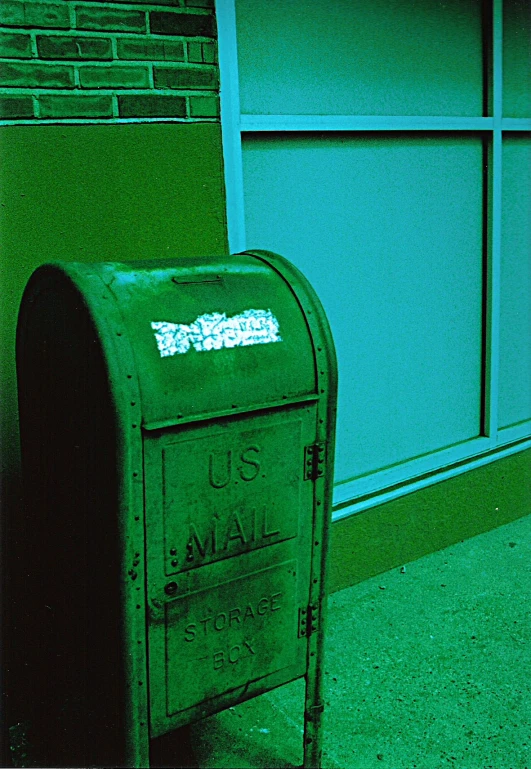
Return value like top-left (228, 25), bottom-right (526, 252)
top-left (0, 121), bottom-right (228, 513)
top-left (0, 120), bottom-right (227, 765)
top-left (329, 448), bottom-right (531, 593)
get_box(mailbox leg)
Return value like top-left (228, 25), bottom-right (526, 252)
top-left (303, 655), bottom-right (325, 768)
top-left (303, 685), bottom-right (324, 768)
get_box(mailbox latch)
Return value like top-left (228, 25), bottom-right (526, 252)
top-left (304, 442), bottom-right (326, 481)
top-left (298, 602), bottom-right (319, 638)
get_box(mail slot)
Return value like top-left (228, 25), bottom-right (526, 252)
top-left (15, 250), bottom-right (337, 768)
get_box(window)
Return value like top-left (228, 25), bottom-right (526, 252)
top-left (217, 0), bottom-right (531, 517)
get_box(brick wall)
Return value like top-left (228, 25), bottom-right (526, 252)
top-left (0, 0), bottom-right (219, 122)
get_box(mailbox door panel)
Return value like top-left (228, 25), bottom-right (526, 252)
top-left (144, 405), bottom-right (317, 736)
top-left (162, 417), bottom-right (301, 574)
top-left (165, 560), bottom-right (298, 715)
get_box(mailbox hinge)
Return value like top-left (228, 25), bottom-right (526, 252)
top-left (304, 442), bottom-right (326, 481)
top-left (298, 602), bottom-right (319, 638)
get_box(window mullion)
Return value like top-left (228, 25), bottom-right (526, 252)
top-left (484, 0), bottom-right (503, 441)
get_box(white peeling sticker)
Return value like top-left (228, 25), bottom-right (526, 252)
top-left (151, 309), bottom-right (282, 357)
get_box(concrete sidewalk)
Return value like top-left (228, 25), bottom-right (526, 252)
top-left (183, 513), bottom-right (531, 768)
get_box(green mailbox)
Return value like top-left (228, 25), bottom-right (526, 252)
top-left (15, 251), bottom-right (337, 768)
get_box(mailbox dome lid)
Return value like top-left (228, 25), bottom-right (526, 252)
top-left (74, 253), bottom-right (318, 426)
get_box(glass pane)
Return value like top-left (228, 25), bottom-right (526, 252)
top-left (242, 134), bottom-right (484, 484)
top-left (235, 0), bottom-right (483, 117)
top-left (499, 136), bottom-right (531, 428)
top-left (503, 0), bottom-right (531, 118)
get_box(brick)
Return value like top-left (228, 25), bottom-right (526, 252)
top-left (118, 94), bottom-right (186, 118)
top-left (79, 64), bottom-right (149, 89)
top-left (0, 2), bottom-right (70, 29)
top-left (185, 0), bottom-right (214, 8)
top-left (37, 35), bottom-right (112, 60)
top-left (85, 0), bottom-right (180, 4)
top-left (76, 7), bottom-right (145, 33)
top-left (25, 2), bottom-right (70, 28)
top-left (188, 40), bottom-right (216, 64)
top-left (0, 61), bottom-right (74, 88)
top-left (0, 2), bottom-right (24, 26)
top-left (149, 11), bottom-right (215, 37)
top-left (202, 41), bottom-right (216, 64)
top-left (189, 94), bottom-right (218, 118)
top-left (0, 32), bottom-right (32, 59)
top-left (154, 65), bottom-right (218, 90)
top-left (0, 95), bottom-right (33, 118)
top-left (117, 37), bottom-right (184, 61)
top-left (187, 41), bottom-right (202, 63)
top-left (39, 93), bottom-right (113, 118)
